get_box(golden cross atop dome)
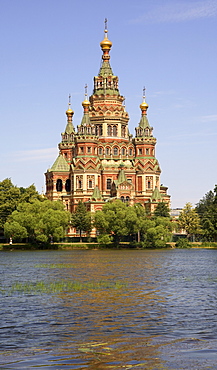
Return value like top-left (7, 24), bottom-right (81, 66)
top-left (82, 84), bottom-right (90, 108)
top-left (100, 18), bottom-right (112, 51)
top-left (68, 94), bottom-right (71, 108)
top-left (143, 86), bottom-right (146, 100)
top-left (140, 86), bottom-right (149, 111)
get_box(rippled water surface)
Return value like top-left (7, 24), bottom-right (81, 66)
top-left (0, 248), bottom-right (217, 369)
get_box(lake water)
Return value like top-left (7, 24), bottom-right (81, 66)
top-left (0, 248), bottom-right (217, 369)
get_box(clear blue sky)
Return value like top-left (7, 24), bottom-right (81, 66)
top-left (1, 0), bottom-right (217, 208)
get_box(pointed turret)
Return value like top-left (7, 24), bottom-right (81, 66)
top-left (91, 186), bottom-right (102, 201)
top-left (64, 94), bottom-right (75, 135)
top-left (93, 19), bottom-right (119, 95)
top-left (136, 88), bottom-right (153, 137)
top-left (78, 85), bottom-right (95, 135)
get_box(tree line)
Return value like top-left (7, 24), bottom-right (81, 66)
top-left (1, 178), bottom-right (217, 247)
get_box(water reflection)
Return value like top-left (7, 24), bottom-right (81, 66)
top-left (0, 249), bottom-right (217, 369)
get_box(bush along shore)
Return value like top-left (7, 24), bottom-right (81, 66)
top-left (1, 241), bottom-right (217, 250)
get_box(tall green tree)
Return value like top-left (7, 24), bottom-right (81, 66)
top-left (196, 186), bottom-right (217, 241)
top-left (4, 199), bottom-right (70, 244)
top-left (178, 202), bottom-right (202, 241)
top-left (0, 179), bottom-right (21, 228)
top-left (94, 200), bottom-right (140, 246)
top-left (71, 201), bottom-right (92, 242)
top-left (153, 202), bottom-right (170, 218)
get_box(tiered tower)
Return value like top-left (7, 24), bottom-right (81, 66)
top-left (45, 21), bottom-right (170, 230)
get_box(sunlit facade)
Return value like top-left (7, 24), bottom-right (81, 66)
top-left (45, 23), bottom-right (170, 228)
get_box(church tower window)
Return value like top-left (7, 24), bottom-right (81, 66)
top-left (107, 178), bottom-right (112, 189)
top-left (65, 179), bottom-right (71, 192)
top-left (56, 179), bottom-right (63, 192)
top-left (107, 125), bottom-right (112, 136)
top-left (113, 125), bottom-right (117, 136)
top-left (113, 147), bottom-right (118, 155)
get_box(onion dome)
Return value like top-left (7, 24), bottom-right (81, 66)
top-left (82, 98), bottom-right (90, 108)
top-left (100, 18), bottom-right (112, 51)
top-left (100, 30), bottom-right (112, 51)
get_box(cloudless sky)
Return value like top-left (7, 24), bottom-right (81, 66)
top-left (1, 0), bottom-right (217, 208)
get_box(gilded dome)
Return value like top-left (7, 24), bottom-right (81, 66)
top-left (66, 107), bottom-right (74, 115)
top-left (82, 99), bottom-right (90, 108)
top-left (140, 101), bottom-right (149, 110)
top-left (100, 31), bottom-right (112, 50)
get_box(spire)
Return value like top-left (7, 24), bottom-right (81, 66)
top-left (140, 87), bottom-right (149, 114)
top-left (100, 18), bottom-right (112, 57)
top-left (138, 87), bottom-right (151, 130)
top-left (65, 94), bottom-right (75, 134)
top-left (94, 20), bottom-right (119, 95)
top-left (82, 84), bottom-right (91, 113)
top-left (98, 18), bottom-right (114, 78)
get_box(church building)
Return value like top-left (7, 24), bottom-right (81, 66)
top-left (45, 23), bottom-right (170, 234)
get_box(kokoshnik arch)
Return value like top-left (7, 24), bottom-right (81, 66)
top-left (45, 21), bottom-right (171, 236)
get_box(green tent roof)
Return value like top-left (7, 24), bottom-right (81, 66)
top-left (91, 186), bottom-right (102, 200)
top-left (50, 154), bottom-right (69, 172)
top-left (151, 187), bottom-right (162, 201)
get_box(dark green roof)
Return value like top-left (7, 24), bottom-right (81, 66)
top-left (64, 121), bottom-right (75, 135)
top-left (139, 115), bottom-right (151, 129)
top-left (91, 186), bottom-right (102, 200)
top-left (98, 61), bottom-right (113, 77)
top-left (50, 154), bottom-right (69, 172)
top-left (117, 168), bottom-right (126, 184)
top-left (151, 187), bottom-right (162, 201)
top-left (81, 113), bottom-right (91, 126)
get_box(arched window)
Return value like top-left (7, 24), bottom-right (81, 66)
top-left (65, 179), bottom-right (71, 192)
top-left (106, 147), bottom-right (110, 155)
top-left (56, 179), bottom-right (63, 192)
top-left (107, 178), bottom-right (112, 190)
top-left (98, 147), bottom-right (103, 155)
top-left (146, 148), bottom-right (149, 155)
top-left (126, 196), bottom-right (130, 202)
top-left (113, 125), bottom-right (117, 136)
top-left (121, 125), bottom-right (126, 137)
top-left (120, 196), bottom-right (125, 202)
top-left (89, 180), bottom-right (93, 189)
top-left (113, 147), bottom-right (118, 155)
top-left (107, 125), bottom-right (112, 136)
top-left (121, 148), bottom-right (125, 155)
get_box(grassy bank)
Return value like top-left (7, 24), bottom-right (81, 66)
top-left (1, 242), bottom-right (217, 251)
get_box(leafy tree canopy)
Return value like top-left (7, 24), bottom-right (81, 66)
top-left (153, 202), bottom-right (170, 218)
top-left (0, 179), bottom-right (44, 229)
top-left (4, 199), bottom-right (70, 244)
top-left (195, 186), bottom-right (217, 241)
top-left (178, 202), bottom-right (201, 238)
top-left (71, 201), bottom-right (92, 242)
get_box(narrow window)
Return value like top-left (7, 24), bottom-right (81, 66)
top-left (65, 179), bottom-right (71, 192)
top-left (89, 180), bottom-right (93, 189)
top-left (107, 179), bottom-right (112, 190)
top-left (56, 179), bottom-right (63, 192)
top-left (113, 125), bottom-right (117, 136)
top-left (113, 147), bottom-right (118, 155)
top-left (146, 148), bottom-right (149, 155)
